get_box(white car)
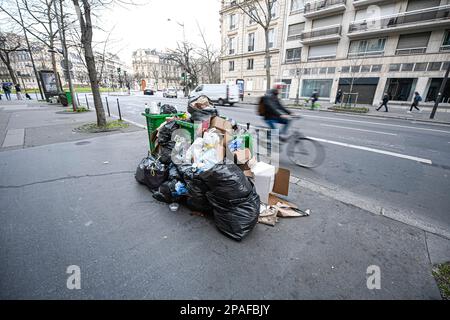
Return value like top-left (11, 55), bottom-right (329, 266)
top-left (163, 88), bottom-right (178, 98)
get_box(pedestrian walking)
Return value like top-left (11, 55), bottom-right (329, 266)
top-left (310, 89), bottom-right (319, 109)
top-left (376, 93), bottom-right (389, 112)
top-left (2, 83), bottom-right (12, 100)
top-left (335, 89), bottom-right (343, 105)
top-left (408, 92), bottom-right (422, 113)
top-left (15, 83), bottom-right (22, 100)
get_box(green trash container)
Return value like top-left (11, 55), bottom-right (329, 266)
top-left (65, 91), bottom-right (72, 105)
top-left (142, 111), bottom-right (186, 152)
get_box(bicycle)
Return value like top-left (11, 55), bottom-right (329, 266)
top-left (256, 115), bottom-right (325, 168)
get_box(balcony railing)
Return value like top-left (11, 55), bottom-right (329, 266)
top-left (440, 44), bottom-right (450, 52)
top-left (301, 25), bottom-right (342, 40)
top-left (395, 47), bottom-right (427, 55)
top-left (304, 0), bottom-right (346, 14)
top-left (287, 34), bottom-right (302, 41)
top-left (285, 58), bottom-right (301, 64)
top-left (308, 54), bottom-right (336, 61)
top-left (347, 50), bottom-right (384, 58)
top-left (349, 5), bottom-right (450, 33)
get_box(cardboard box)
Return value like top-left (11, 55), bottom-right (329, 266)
top-left (210, 116), bottom-right (233, 131)
top-left (250, 162), bottom-right (290, 204)
top-left (233, 148), bottom-right (252, 165)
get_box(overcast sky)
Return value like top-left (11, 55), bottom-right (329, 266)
top-left (98, 0), bottom-right (222, 66)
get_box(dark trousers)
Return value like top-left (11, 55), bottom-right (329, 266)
top-left (410, 103), bottom-right (420, 111)
top-left (4, 92), bottom-right (11, 100)
top-left (377, 102), bottom-right (388, 112)
top-left (265, 117), bottom-right (290, 135)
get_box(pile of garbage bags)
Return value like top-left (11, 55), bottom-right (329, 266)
top-left (135, 96), bottom-right (261, 241)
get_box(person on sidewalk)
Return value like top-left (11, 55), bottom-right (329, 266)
top-left (335, 89), bottom-right (343, 105)
top-left (259, 85), bottom-right (292, 138)
top-left (2, 83), bottom-right (11, 100)
top-left (376, 93), bottom-right (389, 112)
top-left (15, 84), bottom-right (22, 100)
top-left (310, 89), bottom-right (319, 109)
top-left (408, 92), bottom-right (422, 113)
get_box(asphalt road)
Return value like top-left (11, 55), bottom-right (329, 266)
top-left (84, 93), bottom-right (450, 237)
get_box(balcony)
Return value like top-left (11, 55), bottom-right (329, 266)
top-left (348, 5), bottom-right (450, 38)
top-left (304, 0), bottom-right (346, 19)
top-left (352, 0), bottom-right (394, 8)
top-left (395, 47), bottom-right (427, 55)
top-left (440, 44), bottom-right (450, 52)
top-left (300, 25), bottom-right (342, 44)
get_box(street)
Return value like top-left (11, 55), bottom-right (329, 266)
top-left (86, 92), bottom-right (450, 238)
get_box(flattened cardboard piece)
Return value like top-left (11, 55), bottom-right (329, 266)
top-left (268, 193), bottom-right (298, 208)
top-left (273, 168), bottom-right (290, 196)
top-left (233, 148), bottom-right (252, 165)
top-left (210, 116), bottom-right (233, 131)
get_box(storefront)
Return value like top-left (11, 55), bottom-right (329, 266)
top-left (338, 78), bottom-right (380, 105)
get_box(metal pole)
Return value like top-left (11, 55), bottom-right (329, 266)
top-left (85, 95), bottom-right (89, 109)
top-left (76, 92), bottom-right (80, 106)
top-left (117, 98), bottom-right (122, 120)
top-left (430, 62), bottom-right (450, 119)
top-left (105, 96), bottom-right (110, 117)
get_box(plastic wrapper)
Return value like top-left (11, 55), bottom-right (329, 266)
top-left (187, 95), bottom-right (218, 121)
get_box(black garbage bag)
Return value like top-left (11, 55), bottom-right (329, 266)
top-left (135, 155), bottom-right (169, 190)
top-left (158, 140), bottom-right (175, 164)
top-left (206, 185), bottom-right (260, 242)
top-left (187, 95), bottom-right (218, 121)
top-left (152, 179), bottom-right (187, 203)
top-left (200, 162), bottom-right (253, 200)
top-left (177, 164), bottom-right (213, 213)
top-left (168, 163), bottom-right (182, 181)
top-left (158, 121), bottom-right (180, 145)
top-left (160, 104), bottom-right (178, 114)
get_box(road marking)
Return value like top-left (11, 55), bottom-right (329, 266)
top-left (320, 124), bottom-right (398, 136)
top-left (302, 114), bottom-right (450, 134)
top-left (308, 136), bottom-right (433, 165)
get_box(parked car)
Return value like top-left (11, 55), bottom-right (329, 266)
top-left (189, 84), bottom-right (239, 106)
top-left (143, 89), bottom-right (155, 95)
top-left (163, 88), bottom-right (178, 98)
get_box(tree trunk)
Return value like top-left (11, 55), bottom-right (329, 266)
top-left (264, 28), bottom-right (271, 91)
top-left (73, 0), bottom-right (106, 126)
top-left (295, 74), bottom-right (301, 105)
top-left (47, 0), bottom-right (62, 93)
top-left (1, 54), bottom-right (19, 84)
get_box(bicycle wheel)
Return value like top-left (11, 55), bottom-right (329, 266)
top-left (287, 136), bottom-right (325, 168)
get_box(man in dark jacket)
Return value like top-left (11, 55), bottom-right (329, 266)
top-left (377, 93), bottom-right (389, 112)
top-left (261, 87), bottom-right (292, 136)
top-left (408, 92), bottom-right (422, 113)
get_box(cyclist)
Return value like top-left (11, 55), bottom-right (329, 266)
top-left (259, 84), bottom-right (292, 139)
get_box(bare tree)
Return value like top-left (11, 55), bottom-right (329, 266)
top-left (0, 32), bottom-right (25, 85)
top-left (196, 21), bottom-right (220, 84)
top-left (72, 0), bottom-right (106, 126)
top-left (234, 0), bottom-right (277, 90)
top-left (341, 57), bottom-right (363, 106)
top-left (150, 64), bottom-right (159, 90)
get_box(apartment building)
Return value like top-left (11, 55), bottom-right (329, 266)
top-left (132, 49), bottom-right (182, 90)
top-left (220, 0), bottom-right (450, 105)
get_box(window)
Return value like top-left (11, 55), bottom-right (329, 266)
top-left (285, 47), bottom-right (301, 63)
top-left (389, 64), bottom-right (401, 72)
top-left (248, 33), bottom-right (255, 52)
top-left (301, 79), bottom-right (333, 98)
top-left (308, 43), bottom-right (337, 60)
top-left (406, 0), bottom-right (440, 12)
top-left (268, 29), bottom-right (276, 48)
top-left (229, 61), bottom-right (235, 71)
top-left (248, 9), bottom-right (257, 25)
top-left (247, 58), bottom-right (254, 70)
top-left (229, 14), bottom-right (237, 30)
top-left (414, 63), bottom-right (428, 71)
top-left (303, 68), bottom-right (311, 75)
top-left (428, 62), bottom-right (442, 71)
top-left (351, 66), bottom-right (361, 73)
top-left (287, 23), bottom-right (305, 41)
top-left (371, 65), bottom-right (382, 72)
top-left (341, 66), bottom-right (350, 73)
top-left (311, 68), bottom-right (318, 75)
top-left (270, 0), bottom-right (278, 18)
top-left (290, 0), bottom-right (303, 13)
top-left (385, 78), bottom-right (416, 101)
top-left (348, 38), bottom-right (386, 57)
top-left (361, 65), bottom-right (371, 72)
top-left (396, 32), bottom-right (430, 55)
top-left (228, 37), bottom-right (236, 55)
top-left (401, 63), bottom-right (414, 72)
top-left (312, 14), bottom-right (343, 29)
top-left (327, 67), bottom-right (336, 74)
top-left (319, 68), bottom-right (327, 74)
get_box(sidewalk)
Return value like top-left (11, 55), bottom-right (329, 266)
top-left (0, 99), bottom-right (449, 299)
top-left (240, 96), bottom-right (450, 125)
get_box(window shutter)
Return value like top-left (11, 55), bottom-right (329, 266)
top-left (397, 32), bottom-right (430, 49)
top-left (308, 43), bottom-right (338, 58)
top-left (406, 0), bottom-right (440, 11)
top-left (312, 15), bottom-right (342, 29)
top-left (288, 23), bottom-right (305, 36)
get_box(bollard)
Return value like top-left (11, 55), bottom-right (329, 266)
top-left (105, 97), bottom-right (110, 117)
top-left (76, 93), bottom-right (80, 106)
top-left (117, 98), bottom-right (122, 121)
top-left (85, 95), bottom-right (89, 109)
top-left (35, 91), bottom-right (38, 100)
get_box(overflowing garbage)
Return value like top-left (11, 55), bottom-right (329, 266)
top-left (136, 96), bottom-right (308, 241)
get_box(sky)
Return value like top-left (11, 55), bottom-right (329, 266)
top-left (97, 0), bottom-right (222, 66)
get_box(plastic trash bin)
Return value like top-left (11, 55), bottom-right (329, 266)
top-left (142, 111), bottom-right (185, 152)
top-left (65, 91), bottom-right (72, 105)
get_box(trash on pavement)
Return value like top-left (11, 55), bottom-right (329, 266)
top-left (135, 155), bottom-right (168, 190)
